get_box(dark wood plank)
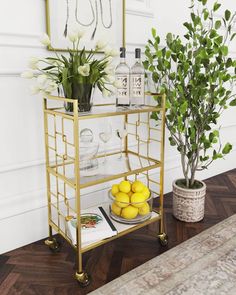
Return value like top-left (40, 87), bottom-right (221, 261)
top-left (1, 169), bottom-right (236, 295)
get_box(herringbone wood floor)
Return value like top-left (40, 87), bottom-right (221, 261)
top-left (1, 169), bottom-right (236, 295)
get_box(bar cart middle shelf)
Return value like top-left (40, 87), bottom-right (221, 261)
top-left (43, 94), bottom-right (167, 286)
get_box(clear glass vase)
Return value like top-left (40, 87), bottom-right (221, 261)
top-left (63, 83), bottom-right (94, 113)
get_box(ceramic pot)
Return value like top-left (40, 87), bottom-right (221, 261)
top-left (172, 179), bottom-right (206, 222)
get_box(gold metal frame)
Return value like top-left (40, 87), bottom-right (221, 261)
top-left (45, 0), bottom-right (126, 52)
top-left (43, 94), bottom-right (167, 284)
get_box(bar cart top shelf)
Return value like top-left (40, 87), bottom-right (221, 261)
top-left (45, 94), bottom-right (163, 120)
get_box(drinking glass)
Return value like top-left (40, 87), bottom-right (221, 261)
top-left (116, 124), bottom-right (128, 159)
top-left (99, 124), bottom-right (112, 163)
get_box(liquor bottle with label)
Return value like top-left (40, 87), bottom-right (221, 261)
top-left (130, 48), bottom-right (145, 106)
top-left (115, 47), bottom-right (130, 107)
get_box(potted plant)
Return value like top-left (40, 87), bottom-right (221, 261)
top-left (144, 0), bottom-right (236, 222)
top-left (22, 27), bottom-right (119, 112)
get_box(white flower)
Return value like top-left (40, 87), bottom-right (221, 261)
top-left (77, 29), bottom-right (85, 39)
top-left (113, 80), bottom-right (123, 88)
top-left (46, 81), bottom-right (57, 93)
top-left (78, 63), bottom-right (90, 76)
top-left (21, 71), bottom-right (34, 79)
top-left (104, 46), bottom-right (119, 57)
top-left (102, 88), bottom-right (111, 97)
top-left (37, 74), bottom-right (48, 88)
top-left (28, 57), bottom-right (39, 70)
top-left (104, 46), bottom-right (112, 56)
top-left (30, 85), bottom-right (40, 95)
top-left (96, 38), bottom-right (107, 50)
top-left (110, 48), bottom-right (119, 57)
top-left (105, 56), bottom-right (113, 64)
top-left (104, 75), bottom-right (115, 83)
top-left (71, 25), bottom-right (85, 39)
top-left (104, 65), bottom-right (114, 75)
top-left (39, 33), bottom-right (51, 46)
top-left (68, 32), bottom-right (78, 43)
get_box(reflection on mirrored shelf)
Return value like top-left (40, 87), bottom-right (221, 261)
top-left (77, 151), bottom-right (161, 188)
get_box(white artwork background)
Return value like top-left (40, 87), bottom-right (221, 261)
top-left (48, 0), bottom-right (123, 50)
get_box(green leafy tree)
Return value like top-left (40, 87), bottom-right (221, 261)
top-left (144, 0), bottom-right (236, 188)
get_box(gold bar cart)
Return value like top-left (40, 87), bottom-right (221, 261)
top-left (43, 93), bottom-right (168, 286)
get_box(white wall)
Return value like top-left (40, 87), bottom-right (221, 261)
top-left (0, 0), bottom-right (236, 254)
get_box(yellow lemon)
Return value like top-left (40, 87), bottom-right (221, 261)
top-left (132, 181), bottom-right (145, 193)
top-left (115, 192), bottom-right (129, 208)
top-left (131, 192), bottom-right (146, 208)
top-left (111, 184), bottom-right (119, 196)
top-left (111, 202), bottom-right (122, 216)
top-left (119, 180), bottom-right (131, 193)
top-left (121, 205), bottom-right (138, 219)
top-left (142, 186), bottom-right (150, 199)
top-left (138, 202), bottom-right (150, 216)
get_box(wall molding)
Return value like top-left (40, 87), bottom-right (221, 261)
top-left (0, 158), bottom-right (45, 174)
top-left (0, 31), bottom-right (43, 49)
top-left (0, 70), bottom-right (24, 77)
top-left (126, 8), bottom-right (154, 18)
top-left (126, 0), bottom-right (154, 18)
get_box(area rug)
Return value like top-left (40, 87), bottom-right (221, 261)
top-left (89, 214), bottom-right (236, 295)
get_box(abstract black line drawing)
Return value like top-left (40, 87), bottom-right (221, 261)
top-left (46, 0), bottom-right (124, 51)
top-left (63, 0), bottom-right (114, 40)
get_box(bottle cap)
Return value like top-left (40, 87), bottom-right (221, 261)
top-left (135, 48), bottom-right (141, 58)
top-left (120, 47), bottom-right (126, 58)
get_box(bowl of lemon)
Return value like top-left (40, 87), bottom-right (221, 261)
top-left (108, 180), bottom-right (153, 224)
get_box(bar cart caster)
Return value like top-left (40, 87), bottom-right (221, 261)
top-left (157, 233), bottom-right (168, 246)
top-left (75, 271), bottom-right (91, 287)
top-left (44, 237), bottom-right (61, 253)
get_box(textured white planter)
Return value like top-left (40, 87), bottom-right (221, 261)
top-left (172, 179), bottom-right (206, 222)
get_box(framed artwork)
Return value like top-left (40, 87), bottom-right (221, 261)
top-left (45, 0), bottom-right (126, 51)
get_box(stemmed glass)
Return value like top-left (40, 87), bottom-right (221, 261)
top-left (99, 123), bottom-right (112, 163)
top-left (116, 124), bottom-right (128, 159)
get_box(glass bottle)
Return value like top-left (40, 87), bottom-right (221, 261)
top-left (115, 47), bottom-right (130, 107)
top-left (130, 48), bottom-right (145, 106)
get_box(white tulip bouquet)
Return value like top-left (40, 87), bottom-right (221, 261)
top-left (22, 27), bottom-right (120, 111)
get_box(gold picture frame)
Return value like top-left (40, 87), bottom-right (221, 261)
top-left (45, 0), bottom-right (126, 52)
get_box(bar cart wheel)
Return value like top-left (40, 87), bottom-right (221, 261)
top-left (157, 233), bottom-right (168, 246)
top-left (44, 237), bottom-right (61, 253)
top-left (75, 271), bottom-right (91, 287)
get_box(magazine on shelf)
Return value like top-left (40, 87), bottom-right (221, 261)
top-left (66, 206), bottom-right (117, 247)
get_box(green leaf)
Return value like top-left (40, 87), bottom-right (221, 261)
top-left (225, 9), bottom-right (231, 21)
top-left (203, 8), bottom-right (209, 20)
top-left (191, 12), bottom-right (196, 22)
top-left (222, 143), bottom-right (232, 154)
top-left (226, 58), bottom-right (232, 68)
top-left (230, 33), bottom-right (236, 41)
top-left (169, 137), bottom-right (176, 146)
top-left (215, 20), bottom-right (221, 29)
top-left (166, 33), bottom-right (173, 44)
top-left (213, 130), bottom-right (219, 137)
top-left (221, 45), bottom-right (228, 56)
top-left (230, 98), bottom-right (236, 106)
top-left (213, 2), bottom-right (221, 12)
top-left (152, 28), bottom-right (156, 38)
top-left (180, 101), bottom-right (188, 114)
top-left (42, 66), bottom-right (56, 70)
top-left (142, 60), bottom-right (149, 70)
top-left (212, 150), bottom-right (223, 160)
top-left (202, 0), bottom-right (207, 5)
